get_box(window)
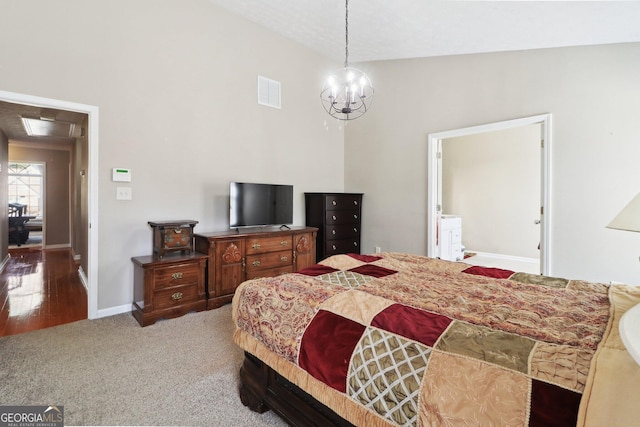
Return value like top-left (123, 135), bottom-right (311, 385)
top-left (8, 162), bottom-right (44, 218)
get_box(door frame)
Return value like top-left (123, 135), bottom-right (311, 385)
top-left (0, 90), bottom-right (99, 319)
top-left (427, 114), bottom-right (552, 275)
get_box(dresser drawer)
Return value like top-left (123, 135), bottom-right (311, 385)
top-left (324, 194), bottom-right (362, 211)
top-left (325, 210), bottom-right (360, 225)
top-left (245, 236), bottom-right (293, 255)
top-left (153, 284), bottom-right (200, 310)
top-left (325, 239), bottom-right (360, 255)
top-left (245, 250), bottom-right (293, 272)
top-left (246, 265), bottom-right (294, 280)
top-left (326, 224), bottom-right (360, 240)
top-left (153, 263), bottom-right (201, 289)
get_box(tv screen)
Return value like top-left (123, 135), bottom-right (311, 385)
top-left (230, 182), bottom-right (293, 228)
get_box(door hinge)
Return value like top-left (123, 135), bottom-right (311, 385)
top-left (436, 151), bottom-right (442, 159)
top-left (540, 206), bottom-right (544, 215)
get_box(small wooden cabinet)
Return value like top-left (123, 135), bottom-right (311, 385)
top-left (195, 226), bottom-right (317, 309)
top-left (305, 193), bottom-right (363, 262)
top-left (148, 220), bottom-right (198, 258)
top-left (131, 252), bottom-right (208, 326)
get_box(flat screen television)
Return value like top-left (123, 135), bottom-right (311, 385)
top-left (229, 182), bottom-right (294, 228)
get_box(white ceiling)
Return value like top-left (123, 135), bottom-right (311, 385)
top-left (3, 1), bottom-right (640, 143)
top-left (207, 0), bottom-right (640, 63)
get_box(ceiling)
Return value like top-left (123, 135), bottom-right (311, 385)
top-left (3, 1), bottom-right (640, 143)
top-left (0, 100), bottom-right (86, 145)
top-left (208, 0), bottom-right (640, 62)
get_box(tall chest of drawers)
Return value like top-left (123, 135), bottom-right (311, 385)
top-left (305, 193), bottom-right (363, 262)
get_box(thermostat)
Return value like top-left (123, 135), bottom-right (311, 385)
top-left (112, 167), bottom-right (132, 182)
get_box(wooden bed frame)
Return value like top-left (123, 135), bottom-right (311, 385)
top-left (239, 352), bottom-right (354, 427)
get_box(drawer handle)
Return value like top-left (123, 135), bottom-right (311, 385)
top-left (171, 292), bottom-right (183, 301)
top-left (173, 228), bottom-right (182, 234)
top-left (332, 215), bottom-right (337, 220)
top-left (280, 240), bottom-right (288, 246)
top-left (354, 227), bottom-right (358, 233)
top-left (252, 260), bottom-right (261, 266)
top-left (332, 245), bottom-right (337, 250)
top-left (354, 200), bottom-right (358, 205)
top-left (332, 230), bottom-right (336, 235)
top-left (252, 243), bottom-right (261, 249)
top-left (332, 200), bottom-right (337, 205)
top-left (353, 214), bottom-right (358, 219)
top-left (280, 256), bottom-right (288, 262)
top-left (171, 272), bottom-right (183, 280)
top-left (353, 242), bottom-right (358, 247)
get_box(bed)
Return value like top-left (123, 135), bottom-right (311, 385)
top-left (232, 252), bottom-right (640, 426)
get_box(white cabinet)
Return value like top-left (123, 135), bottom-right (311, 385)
top-left (438, 215), bottom-right (462, 261)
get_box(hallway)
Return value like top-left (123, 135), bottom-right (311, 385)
top-left (0, 248), bottom-right (87, 336)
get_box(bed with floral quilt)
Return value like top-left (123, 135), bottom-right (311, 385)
top-left (232, 252), bottom-right (640, 426)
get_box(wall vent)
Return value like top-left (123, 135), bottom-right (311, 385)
top-left (258, 76), bottom-right (281, 109)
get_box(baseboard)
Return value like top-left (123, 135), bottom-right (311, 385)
top-left (77, 265), bottom-right (88, 292)
top-left (0, 254), bottom-right (10, 273)
top-left (43, 243), bottom-right (72, 250)
top-left (96, 303), bottom-right (132, 319)
top-left (466, 250), bottom-right (538, 265)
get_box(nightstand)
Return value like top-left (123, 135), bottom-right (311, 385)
top-left (131, 252), bottom-right (207, 326)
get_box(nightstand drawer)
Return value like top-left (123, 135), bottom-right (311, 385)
top-left (154, 284), bottom-right (200, 310)
top-left (153, 263), bottom-right (201, 289)
top-left (245, 236), bottom-right (293, 255)
top-left (245, 250), bottom-right (293, 272)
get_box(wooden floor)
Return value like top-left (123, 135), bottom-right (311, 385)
top-left (0, 247), bottom-right (87, 337)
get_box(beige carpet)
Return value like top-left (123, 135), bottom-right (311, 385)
top-left (0, 305), bottom-right (287, 426)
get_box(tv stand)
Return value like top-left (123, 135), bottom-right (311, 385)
top-left (194, 226), bottom-right (317, 309)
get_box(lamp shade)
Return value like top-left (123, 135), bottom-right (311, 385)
top-left (607, 192), bottom-right (640, 233)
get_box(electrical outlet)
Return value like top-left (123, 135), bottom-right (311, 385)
top-left (375, 246), bottom-right (381, 253)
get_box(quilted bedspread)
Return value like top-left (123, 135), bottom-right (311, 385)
top-left (232, 252), bottom-right (640, 426)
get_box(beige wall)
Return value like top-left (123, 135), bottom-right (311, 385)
top-left (346, 43), bottom-right (640, 285)
top-left (9, 144), bottom-right (72, 246)
top-left (0, 0), bottom-right (344, 311)
top-left (0, 131), bottom-right (7, 265)
top-left (442, 125), bottom-right (540, 259)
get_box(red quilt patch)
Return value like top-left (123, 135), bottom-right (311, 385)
top-left (372, 304), bottom-right (452, 346)
top-left (349, 264), bottom-right (397, 278)
top-left (462, 265), bottom-right (514, 279)
top-left (529, 379), bottom-right (581, 427)
top-left (347, 253), bottom-right (383, 263)
top-left (298, 310), bottom-right (366, 392)
top-left (297, 264), bottom-right (339, 276)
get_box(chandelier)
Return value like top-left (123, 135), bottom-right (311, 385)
top-left (320, 0), bottom-right (374, 120)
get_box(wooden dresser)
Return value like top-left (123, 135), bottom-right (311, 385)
top-left (305, 193), bottom-right (363, 262)
top-left (131, 252), bottom-right (208, 326)
top-left (194, 226), bottom-right (317, 309)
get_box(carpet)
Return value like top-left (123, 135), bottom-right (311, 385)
top-left (0, 305), bottom-right (286, 426)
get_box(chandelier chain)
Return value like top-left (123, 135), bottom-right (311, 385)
top-left (344, 0), bottom-right (349, 68)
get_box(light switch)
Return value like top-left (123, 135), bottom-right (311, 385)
top-left (116, 186), bottom-right (132, 200)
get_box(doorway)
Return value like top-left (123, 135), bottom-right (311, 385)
top-left (427, 114), bottom-right (552, 275)
top-left (0, 90), bottom-right (99, 319)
